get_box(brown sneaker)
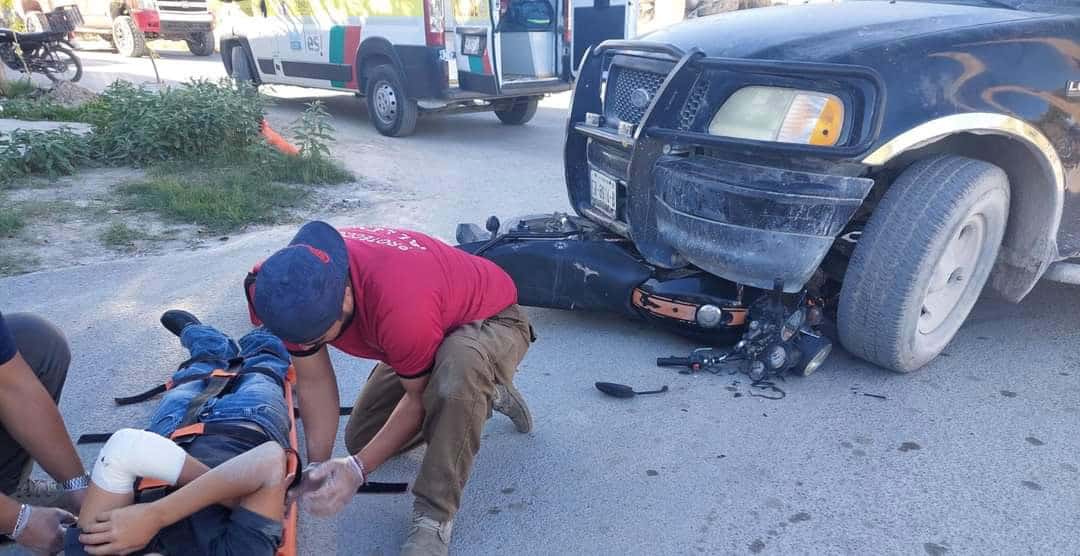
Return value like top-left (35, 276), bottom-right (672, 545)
top-left (400, 513), bottom-right (453, 556)
top-left (493, 383), bottom-right (532, 434)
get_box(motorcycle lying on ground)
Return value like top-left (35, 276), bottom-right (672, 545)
top-left (0, 29), bottom-right (82, 83)
top-left (457, 213), bottom-right (837, 388)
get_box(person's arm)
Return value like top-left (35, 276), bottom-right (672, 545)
top-left (0, 351), bottom-right (84, 487)
top-left (299, 374), bottom-right (428, 518)
top-left (356, 375), bottom-right (427, 473)
top-left (0, 494), bottom-right (74, 553)
top-left (293, 346), bottom-right (341, 463)
top-left (79, 442), bottom-right (289, 555)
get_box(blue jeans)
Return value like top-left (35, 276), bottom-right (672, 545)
top-left (147, 325), bottom-right (292, 447)
top-left (65, 325), bottom-right (292, 556)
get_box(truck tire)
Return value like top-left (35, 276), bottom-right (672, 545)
top-left (837, 155), bottom-right (1010, 373)
top-left (365, 64), bottom-right (418, 137)
top-left (112, 15), bottom-right (147, 58)
top-left (495, 96), bottom-right (539, 125)
top-left (186, 31), bottom-right (215, 56)
top-left (229, 45), bottom-right (255, 83)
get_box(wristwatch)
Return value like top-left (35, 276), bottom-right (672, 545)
top-left (60, 474), bottom-right (90, 492)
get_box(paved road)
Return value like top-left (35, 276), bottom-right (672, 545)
top-left (4, 51), bottom-right (1079, 555)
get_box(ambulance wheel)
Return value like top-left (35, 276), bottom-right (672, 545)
top-left (495, 96), bottom-right (539, 125)
top-left (186, 31), bottom-right (215, 56)
top-left (837, 155), bottom-right (1010, 373)
top-left (229, 45), bottom-right (255, 84)
top-left (366, 64), bottom-right (417, 137)
top-left (112, 15), bottom-right (147, 58)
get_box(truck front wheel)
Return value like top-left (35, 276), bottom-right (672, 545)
top-left (837, 155), bottom-right (1010, 373)
top-left (365, 64), bottom-right (418, 137)
top-left (112, 16), bottom-right (147, 58)
top-left (186, 31), bottom-right (215, 56)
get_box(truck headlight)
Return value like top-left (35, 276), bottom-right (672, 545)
top-left (708, 86), bottom-right (844, 147)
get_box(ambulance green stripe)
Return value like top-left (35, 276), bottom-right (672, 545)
top-left (468, 55), bottom-right (483, 74)
top-left (330, 26), bottom-right (346, 87)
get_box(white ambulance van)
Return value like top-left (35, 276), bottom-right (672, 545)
top-left (218, 0), bottom-right (575, 136)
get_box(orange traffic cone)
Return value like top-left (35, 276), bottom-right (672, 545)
top-left (260, 119), bottom-right (300, 156)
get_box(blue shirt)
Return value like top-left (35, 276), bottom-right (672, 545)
top-left (0, 311), bottom-right (16, 366)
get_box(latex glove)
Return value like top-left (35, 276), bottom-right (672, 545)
top-left (286, 463), bottom-right (322, 508)
top-left (79, 503), bottom-right (161, 556)
top-left (13, 505), bottom-right (75, 554)
top-left (301, 456), bottom-right (364, 517)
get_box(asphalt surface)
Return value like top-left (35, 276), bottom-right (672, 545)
top-left (3, 50), bottom-right (1079, 555)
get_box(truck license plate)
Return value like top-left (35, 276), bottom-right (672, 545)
top-left (463, 35), bottom-right (484, 56)
top-left (590, 170), bottom-right (618, 219)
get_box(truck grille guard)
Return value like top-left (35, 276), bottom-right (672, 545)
top-left (564, 39), bottom-right (886, 269)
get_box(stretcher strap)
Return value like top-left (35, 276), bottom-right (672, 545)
top-left (113, 384), bottom-right (169, 405)
top-left (357, 482), bottom-right (409, 494)
top-left (114, 366), bottom-right (284, 406)
top-left (180, 371), bottom-right (237, 426)
top-left (289, 407), bottom-right (353, 419)
top-left (76, 433), bottom-right (113, 445)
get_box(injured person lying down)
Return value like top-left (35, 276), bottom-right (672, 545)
top-left (65, 310), bottom-right (295, 556)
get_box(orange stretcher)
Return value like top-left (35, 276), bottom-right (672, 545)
top-left (79, 360), bottom-right (407, 556)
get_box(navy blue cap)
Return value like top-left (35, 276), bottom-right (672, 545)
top-left (253, 221), bottom-right (349, 344)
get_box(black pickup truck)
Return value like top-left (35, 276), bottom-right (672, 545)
top-left (460, 0), bottom-right (1079, 375)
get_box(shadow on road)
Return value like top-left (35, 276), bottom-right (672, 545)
top-left (265, 92), bottom-right (570, 142)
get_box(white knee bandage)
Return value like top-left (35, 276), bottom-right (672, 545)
top-left (90, 428), bottom-right (187, 494)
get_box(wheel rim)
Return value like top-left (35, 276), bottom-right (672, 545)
top-left (116, 24), bottom-right (132, 54)
top-left (46, 51), bottom-right (77, 81)
top-left (373, 82), bottom-right (398, 125)
top-left (918, 212), bottom-right (988, 335)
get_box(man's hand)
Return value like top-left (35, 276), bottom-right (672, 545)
top-left (301, 456), bottom-right (364, 517)
top-left (79, 504), bottom-right (162, 556)
top-left (13, 505), bottom-right (75, 554)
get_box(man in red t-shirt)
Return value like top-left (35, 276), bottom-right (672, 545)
top-left (244, 221), bottom-right (534, 556)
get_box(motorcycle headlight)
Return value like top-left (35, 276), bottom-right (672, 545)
top-left (708, 86), bottom-right (844, 147)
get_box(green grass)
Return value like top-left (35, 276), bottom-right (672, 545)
top-left (0, 207), bottom-right (24, 237)
top-left (0, 79), bottom-right (36, 100)
top-left (265, 153), bottom-right (354, 185)
top-left (0, 97), bottom-right (96, 122)
top-left (118, 166), bottom-right (310, 234)
top-left (100, 221), bottom-right (154, 249)
top-left (113, 144), bottom-right (352, 234)
top-left (0, 200), bottom-right (76, 237)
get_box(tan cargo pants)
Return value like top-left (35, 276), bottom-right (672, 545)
top-left (344, 304), bottom-right (534, 522)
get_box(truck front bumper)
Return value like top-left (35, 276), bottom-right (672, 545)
top-left (158, 18), bottom-right (212, 38)
top-left (565, 41), bottom-right (882, 292)
top-left (650, 157), bottom-right (873, 292)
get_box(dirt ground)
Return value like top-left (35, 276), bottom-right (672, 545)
top-left (0, 167), bottom-right (385, 277)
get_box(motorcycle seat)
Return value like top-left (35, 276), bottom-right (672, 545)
top-left (0, 29), bottom-right (64, 45)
